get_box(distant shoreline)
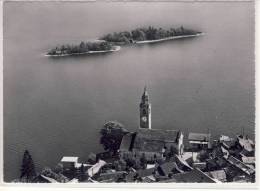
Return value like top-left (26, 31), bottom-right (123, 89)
top-left (104, 32), bottom-right (204, 46)
top-left (45, 33), bottom-right (204, 57)
top-left (45, 46), bottom-right (121, 57)
top-left (135, 33), bottom-right (205, 44)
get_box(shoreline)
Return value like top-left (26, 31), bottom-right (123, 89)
top-left (45, 33), bottom-right (203, 57)
top-left (135, 33), bottom-right (205, 44)
top-left (45, 46), bottom-right (121, 57)
top-left (104, 33), bottom-right (204, 46)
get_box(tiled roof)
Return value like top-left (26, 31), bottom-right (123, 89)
top-left (237, 136), bottom-right (254, 152)
top-left (125, 172), bottom-right (137, 182)
top-left (132, 129), bottom-right (181, 152)
top-left (168, 168), bottom-right (216, 183)
top-left (188, 133), bottom-right (211, 142)
top-left (137, 168), bottom-right (155, 177)
top-left (241, 156), bottom-right (255, 164)
top-left (61, 156), bottom-right (79, 163)
top-left (120, 129), bottom-right (182, 154)
top-left (137, 129), bottom-right (180, 142)
top-left (159, 178), bottom-right (177, 183)
top-left (207, 170), bottom-right (227, 182)
top-left (98, 171), bottom-right (127, 181)
top-left (40, 175), bottom-right (58, 183)
top-left (222, 140), bottom-right (236, 149)
top-left (227, 156), bottom-right (255, 176)
top-left (158, 162), bottom-right (178, 176)
top-left (176, 155), bottom-right (193, 170)
top-left (142, 176), bottom-right (156, 182)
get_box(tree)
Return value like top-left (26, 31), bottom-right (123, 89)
top-left (79, 41), bottom-right (87, 53)
top-left (53, 163), bottom-right (63, 174)
top-left (60, 45), bottom-right (66, 53)
top-left (125, 156), bottom-right (135, 168)
top-left (48, 48), bottom-right (56, 55)
top-left (100, 121), bottom-right (129, 155)
top-left (77, 163), bottom-right (87, 182)
top-left (20, 150), bottom-right (36, 182)
top-left (114, 159), bottom-right (127, 171)
top-left (168, 145), bottom-right (176, 159)
top-left (140, 153), bottom-right (147, 169)
top-left (132, 29), bottom-right (146, 41)
top-left (41, 167), bottom-right (69, 183)
top-left (146, 26), bottom-right (158, 40)
top-left (133, 160), bottom-right (142, 170)
top-left (158, 28), bottom-right (167, 38)
top-left (100, 42), bottom-right (112, 51)
top-left (198, 150), bottom-right (209, 162)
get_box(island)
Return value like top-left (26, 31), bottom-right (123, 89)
top-left (100, 26), bottom-right (203, 45)
top-left (46, 41), bottom-right (120, 57)
top-left (46, 26), bottom-right (203, 57)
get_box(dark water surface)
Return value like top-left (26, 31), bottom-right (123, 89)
top-left (4, 2), bottom-right (254, 181)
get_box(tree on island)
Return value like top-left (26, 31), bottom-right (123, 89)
top-left (131, 29), bottom-right (146, 41)
top-left (20, 150), bottom-right (36, 182)
top-left (47, 41), bottom-right (113, 55)
top-left (101, 26), bottom-right (200, 44)
top-left (145, 26), bottom-right (158, 40)
top-left (100, 121), bottom-right (129, 155)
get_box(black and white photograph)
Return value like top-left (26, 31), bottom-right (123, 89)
top-left (2, 0), bottom-right (256, 184)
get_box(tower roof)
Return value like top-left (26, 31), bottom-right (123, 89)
top-left (142, 86), bottom-right (149, 101)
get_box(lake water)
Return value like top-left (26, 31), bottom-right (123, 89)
top-left (3, 1), bottom-right (254, 181)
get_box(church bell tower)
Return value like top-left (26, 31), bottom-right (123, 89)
top-left (139, 86), bottom-right (151, 129)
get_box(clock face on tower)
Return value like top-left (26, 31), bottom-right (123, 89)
top-left (142, 116), bottom-right (147, 122)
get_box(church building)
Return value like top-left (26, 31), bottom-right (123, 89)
top-left (119, 87), bottom-right (184, 162)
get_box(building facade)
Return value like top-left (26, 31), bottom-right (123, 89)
top-left (119, 128), bottom-right (184, 162)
